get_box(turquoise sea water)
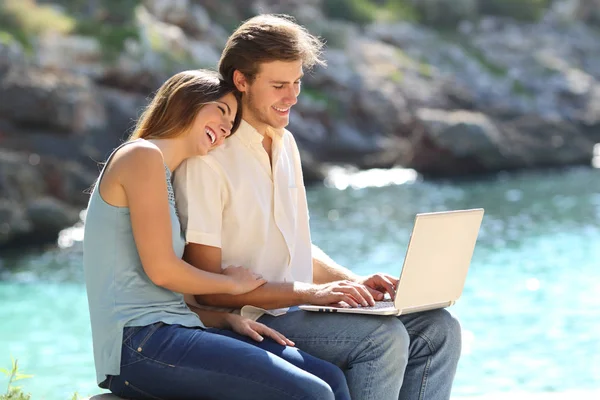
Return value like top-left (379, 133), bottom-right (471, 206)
top-left (1, 166), bottom-right (599, 399)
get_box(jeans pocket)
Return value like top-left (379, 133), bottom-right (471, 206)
top-left (126, 322), bottom-right (165, 352)
top-left (122, 326), bottom-right (144, 346)
top-left (109, 375), bottom-right (166, 400)
top-left (122, 380), bottom-right (167, 400)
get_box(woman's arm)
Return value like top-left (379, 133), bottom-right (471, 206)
top-left (117, 144), bottom-right (265, 295)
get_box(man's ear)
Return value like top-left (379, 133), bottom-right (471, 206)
top-left (232, 70), bottom-right (248, 92)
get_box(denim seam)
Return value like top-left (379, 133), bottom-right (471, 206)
top-left (122, 326), bottom-right (143, 344)
top-left (120, 344), bottom-right (326, 399)
top-left (355, 322), bottom-right (397, 400)
top-left (120, 354), bottom-right (145, 369)
top-left (360, 337), bottom-right (376, 399)
top-left (122, 343), bottom-right (177, 368)
top-left (418, 355), bottom-right (432, 400)
top-left (166, 363), bottom-right (315, 400)
top-left (281, 337), bottom-right (364, 344)
top-left (407, 330), bottom-right (435, 400)
top-left (125, 380), bottom-right (167, 400)
top-left (136, 322), bottom-right (164, 350)
top-left (407, 330), bottom-right (437, 354)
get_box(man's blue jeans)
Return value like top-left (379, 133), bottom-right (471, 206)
top-left (258, 308), bottom-right (462, 400)
top-left (106, 322), bottom-right (351, 399)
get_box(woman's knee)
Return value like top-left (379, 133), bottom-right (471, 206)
top-left (298, 375), bottom-right (336, 400)
top-left (317, 362), bottom-right (349, 399)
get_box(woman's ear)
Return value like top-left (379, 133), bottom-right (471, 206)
top-left (233, 70), bottom-right (248, 92)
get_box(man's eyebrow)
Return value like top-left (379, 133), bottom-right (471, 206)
top-left (269, 74), bottom-right (305, 84)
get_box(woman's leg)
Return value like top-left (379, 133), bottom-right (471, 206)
top-left (210, 328), bottom-right (351, 400)
top-left (108, 322), bottom-right (338, 400)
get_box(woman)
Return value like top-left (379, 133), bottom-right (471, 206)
top-left (83, 70), bottom-right (350, 400)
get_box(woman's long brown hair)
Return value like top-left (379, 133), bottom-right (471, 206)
top-left (129, 69), bottom-right (242, 141)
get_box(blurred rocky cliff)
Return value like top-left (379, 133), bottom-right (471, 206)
top-left (1, 0), bottom-right (600, 248)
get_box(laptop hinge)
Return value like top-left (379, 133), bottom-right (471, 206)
top-left (400, 300), bottom-right (455, 315)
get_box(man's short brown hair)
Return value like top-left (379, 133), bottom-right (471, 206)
top-left (218, 14), bottom-right (326, 84)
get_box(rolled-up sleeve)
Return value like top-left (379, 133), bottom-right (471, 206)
top-left (173, 157), bottom-right (225, 248)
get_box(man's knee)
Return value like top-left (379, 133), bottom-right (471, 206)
top-left (434, 309), bottom-right (462, 347)
top-left (417, 309), bottom-right (462, 358)
top-left (375, 317), bottom-right (411, 359)
top-left (387, 317), bottom-right (411, 347)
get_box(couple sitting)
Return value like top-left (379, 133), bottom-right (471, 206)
top-left (83, 14), bottom-right (461, 400)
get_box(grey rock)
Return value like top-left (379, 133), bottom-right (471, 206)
top-left (26, 196), bottom-right (80, 237)
top-left (0, 66), bottom-right (106, 134)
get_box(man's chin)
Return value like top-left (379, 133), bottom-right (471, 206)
top-left (270, 117), bottom-right (290, 130)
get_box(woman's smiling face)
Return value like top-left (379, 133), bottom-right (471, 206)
top-left (188, 92), bottom-right (238, 155)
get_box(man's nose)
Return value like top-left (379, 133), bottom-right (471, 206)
top-left (285, 86), bottom-right (298, 105)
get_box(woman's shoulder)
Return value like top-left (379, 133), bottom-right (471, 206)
top-left (110, 140), bottom-right (164, 175)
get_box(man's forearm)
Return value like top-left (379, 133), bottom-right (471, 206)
top-left (312, 244), bottom-right (360, 284)
top-left (196, 281), bottom-right (313, 309)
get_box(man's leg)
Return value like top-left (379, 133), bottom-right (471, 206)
top-left (258, 310), bottom-right (410, 400)
top-left (398, 309), bottom-right (462, 400)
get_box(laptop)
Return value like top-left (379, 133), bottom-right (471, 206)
top-left (299, 208), bottom-right (484, 316)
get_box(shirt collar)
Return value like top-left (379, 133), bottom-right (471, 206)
top-left (235, 119), bottom-right (264, 146)
top-left (235, 119), bottom-right (285, 146)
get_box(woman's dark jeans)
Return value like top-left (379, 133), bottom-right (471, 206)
top-left (106, 322), bottom-right (350, 400)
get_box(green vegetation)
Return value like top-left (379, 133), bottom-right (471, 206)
top-left (1, 358), bottom-right (33, 400)
top-left (321, 0), bottom-right (552, 26)
top-left (66, 0), bottom-right (140, 61)
top-left (303, 87), bottom-right (343, 117)
top-left (390, 69), bottom-right (404, 83)
top-left (0, 0), bottom-right (139, 60)
top-left (0, 358), bottom-right (81, 400)
top-left (0, 0), bottom-right (75, 51)
top-left (418, 59), bottom-right (433, 78)
top-left (322, 0), bottom-right (420, 25)
top-left (464, 46), bottom-right (508, 77)
top-left (0, 31), bottom-right (18, 46)
top-left (478, 0), bottom-right (551, 22)
top-left (512, 80), bottom-right (534, 97)
top-left (393, 49), bottom-right (434, 79)
top-left (322, 0), bottom-right (378, 25)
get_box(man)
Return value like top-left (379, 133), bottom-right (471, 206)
top-left (173, 14), bottom-right (461, 400)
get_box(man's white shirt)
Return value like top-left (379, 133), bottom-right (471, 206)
top-left (173, 120), bottom-right (313, 319)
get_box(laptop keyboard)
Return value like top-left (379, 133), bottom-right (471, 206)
top-left (357, 301), bottom-right (395, 310)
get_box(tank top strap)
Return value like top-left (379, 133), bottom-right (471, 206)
top-left (96, 139), bottom-right (142, 182)
top-left (96, 139), bottom-right (174, 198)
top-left (164, 164), bottom-right (177, 210)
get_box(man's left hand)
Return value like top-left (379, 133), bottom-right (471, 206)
top-left (358, 273), bottom-right (399, 301)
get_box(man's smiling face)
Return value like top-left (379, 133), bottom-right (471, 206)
top-left (236, 59), bottom-right (303, 133)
